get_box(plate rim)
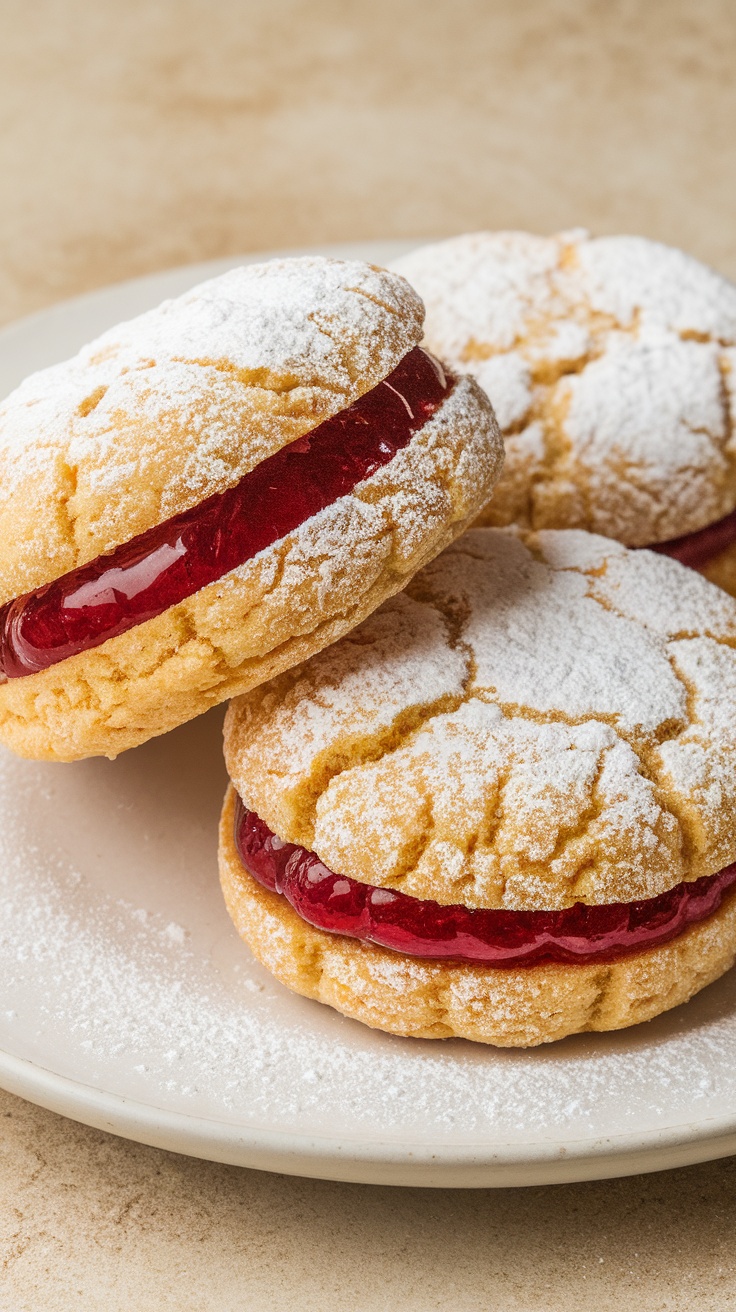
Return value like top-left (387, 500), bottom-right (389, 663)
top-left (4, 1044), bottom-right (736, 1188)
top-left (2, 241), bottom-right (736, 1188)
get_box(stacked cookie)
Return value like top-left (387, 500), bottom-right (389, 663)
top-left (4, 243), bottom-right (736, 1047)
top-left (221, 529), bottom-right (736, 1046)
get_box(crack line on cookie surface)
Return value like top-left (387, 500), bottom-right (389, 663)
top-left (229, 544), bottom-right (736, 906)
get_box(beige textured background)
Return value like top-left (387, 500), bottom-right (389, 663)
top-left (2, 0), bottom-right (736, 1307)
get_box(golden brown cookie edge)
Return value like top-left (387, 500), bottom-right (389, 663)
top-left (0, 377), bottom-right (502, 760)
top-left (218, 784), bottom-right (736, 1048)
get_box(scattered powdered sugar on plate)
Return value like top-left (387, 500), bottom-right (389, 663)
top-left (3, 711), bottom-right (736, 1148)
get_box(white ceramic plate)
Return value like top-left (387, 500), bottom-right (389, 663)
top-left (3, 244), bottom-right (736, 1189)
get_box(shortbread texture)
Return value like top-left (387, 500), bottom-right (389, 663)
top-left (0, 376), bottom-right (500, 760)
top-left (393, 232), bottom-right (736, 548)
top-left (0, 256), bottom-right (504, 760)
top-left (225, 528), bottom-right (736, 912)
top-left (0, 257), bottom-right (425, 602)
top-left (219, 787), bottom-right (736, 1047)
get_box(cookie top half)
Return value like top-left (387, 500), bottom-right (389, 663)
top-left (225, 527), bottom-right (736, 912)
top-left (393, 231), bottom-right (736, 546)
top-left (0, 257), bottom-right (423, 602)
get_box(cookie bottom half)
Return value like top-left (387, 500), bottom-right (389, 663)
top-left (0, 539), bottom-right (436, 762)
top-left (218, 786), bottom-right (736, 1047)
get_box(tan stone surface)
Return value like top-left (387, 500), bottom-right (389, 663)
top-left (3, 0), bottom-right (736, 1306)
top-left (2, 1086), bottom-right (736, 1311)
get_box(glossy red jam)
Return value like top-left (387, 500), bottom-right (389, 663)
top-left (234, 796), bottom-right (736, 967)
top-left (0, 347), bottom-right (450, 679)
top-left (651, 506), bottom-right (736, 571)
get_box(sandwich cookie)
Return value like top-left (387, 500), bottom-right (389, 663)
top-left (0, 257), bottom-right (503, 759)
top-left (393, 231), bottom-right (736, 591)
top-left (221, 527), bottom-right (736, 1046)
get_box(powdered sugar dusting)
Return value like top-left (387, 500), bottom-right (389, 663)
top-left (577, 235), bottom-right (736, 337)
top-left (228, 528), bottom-right (736, 910)
top-left (392, 232), bottom-right (736, 544)
top-left (0, 258), bottom-right (424, 600)
top-left (233, 591), bottom-right (468, 793)
top-left (201, 371), bottom-right (501, 669)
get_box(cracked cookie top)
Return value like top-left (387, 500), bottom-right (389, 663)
top-left (392, 232), bottom-right (736, 546)
top-left (0, 257), bottom-right (423, 603)
top-left (224, 527), bottom-right (736, 911)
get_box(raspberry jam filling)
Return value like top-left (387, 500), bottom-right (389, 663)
top-left (234, 796), bottom-right (736, 967)
top-left (0, 347), bottom-right (450, 679)
top-left (651, 506), bottom-right (736, 571)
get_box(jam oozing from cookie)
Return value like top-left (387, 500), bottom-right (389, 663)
top-left (234, 796), bottom-right (736, 967)
top-left (0, 347), bottom-right (450, 679)
top-left (651, 506), bottom-right (736, 571)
